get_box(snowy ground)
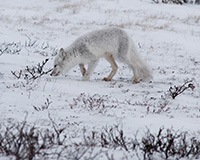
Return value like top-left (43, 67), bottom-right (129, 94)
top-left (0, 0), bottom-right (200, 159)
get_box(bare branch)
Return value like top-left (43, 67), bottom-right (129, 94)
top-left (169, 80), bottom-right (195, 99)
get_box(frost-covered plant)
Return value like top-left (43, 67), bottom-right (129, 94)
top-left (25, 38), bottom-right (58, 57)
top-left (169, 79), bottom-right (195, 99)
top-left (153, 0), bottom-right (200, 4)
top-left (33, 98), bottom-right (52, 111)
top-left (11, 58), bottom-right (52, 82)
top-left (69, 93), bottom-right (117, 113)
top-left (73, 126), bottom-right (200, 160)
top-left (0, 121), bottom-right (63, 159)
top-left (0, 39), bottom-right (58, 57)
top-left (0, 42), bottom-right (22, 55)
top-left (0, 120), bottom-right (200, 160)
top-left (140, 127), bottom-right (200, 159)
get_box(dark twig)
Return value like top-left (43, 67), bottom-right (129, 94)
top-left (33, 98), bottom-right (52, 111)
top-left (11, 70), bottom-right (23, 79)
top-left (48, 113), bottom-right (66, 145)
top-left (11, 58), bottom-right (53, 82)
top-left (169, 80), bottom-right (195, 99)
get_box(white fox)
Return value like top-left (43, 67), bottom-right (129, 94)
top-left (51, 27), bottom-right (152, 83)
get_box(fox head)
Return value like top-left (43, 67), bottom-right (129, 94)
top-left (50, 48), bottom-right (66, 76)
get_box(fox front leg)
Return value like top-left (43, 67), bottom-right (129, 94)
top-left (82, 60), bottom-right (98, 81)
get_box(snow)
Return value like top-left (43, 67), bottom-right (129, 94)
top-left (0, 0), bottom-right (200, 159)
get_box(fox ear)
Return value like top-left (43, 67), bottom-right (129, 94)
top-left (59, 48), bottom-right (65, 60)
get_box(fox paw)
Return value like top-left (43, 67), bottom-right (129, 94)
top-left (133, 79), bottom-right (140, 84)
top-left (103, 77), bottom-right (111, 81)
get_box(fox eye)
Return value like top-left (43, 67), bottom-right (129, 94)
top-left (54, 65), bottom-right (57, 68)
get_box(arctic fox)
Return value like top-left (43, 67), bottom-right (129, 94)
top-left (51, 27), bottom-right (152, 83)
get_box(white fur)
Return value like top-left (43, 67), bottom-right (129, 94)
top-left (51, 27), bottom-right (152, 83)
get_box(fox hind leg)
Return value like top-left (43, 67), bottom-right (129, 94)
top-left (127, 63), bottom-right (140, 84)
top-left (103, 54), bottom-right (118, 82)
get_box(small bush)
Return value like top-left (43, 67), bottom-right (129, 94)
top-left (0, 39), bottom-right (58, 57)
top-left (73, 125), bottom-right (200, 159)
top-left (140, 127), bottom-right (200, 159)
top-left (0, 122), bottom-right (56, 160)
top-left (153, 0), bottom-right (200, 4)
top-left (0, 42), bottom-right (22, 55)
top-left (0, 115), bottom-right (66, 160)
top-left (33, 98), bottom-right (52, 111)
top-left (0, 121), bottom-right (200, 160)
top-left (69, 93), bottom-right (117, 114)
top-left (169, 79), bottom-right (195, 99)
top-left (11, 58), bottom-right (52, 83)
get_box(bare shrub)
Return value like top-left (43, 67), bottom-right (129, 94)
top-left (153, 0), bottom-right (200, 4)
top-left (0, 42), bottom-right (22, 55)
top-left (169, 79), bottom-right (195, 99)
top-left (140, 127), bottom-right (200, 159)
top-left (25, 37), bottom-right (37, 48)
top-left (0, 119), bottom-right (200, 160)
top-left (33, 98), bottom-right (52, 111)
top-left (69, 93), bottom-right (117, 114)
top-left (0, 38), bottom-right (58, 57)
top-left (48, 113), bottom-right (66, 146)
top-left (11, 58), bottom-right (52, 83)
top-left (24, 37), bottom-right (58, 56)
top-left (74, 125), bottom-right (130, 151)
top-left (72, 125), bottom-right (200, 159)
top-left (146, 100), bottom-right (170, 114)
top-left (0, 115), bottom-right (67, 160)
top-left (0, 121), bottom-right (57, 159)
top-left (100, 125), bottom-right (129, 151)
